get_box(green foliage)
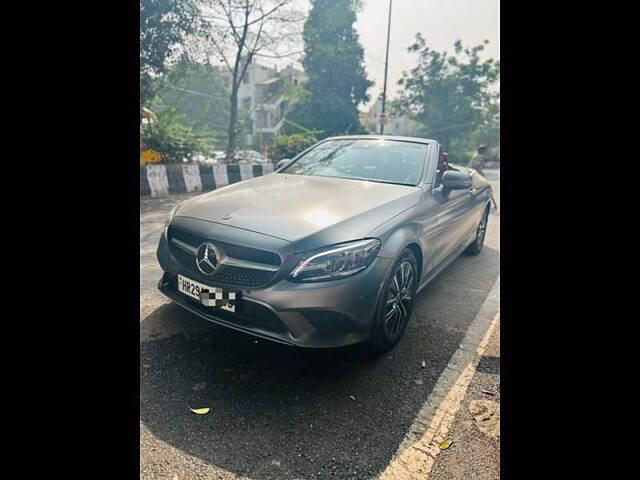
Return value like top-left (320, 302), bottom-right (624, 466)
top-left (395, 34), bottom-right (500, 155)
top-left (140, 0), bottom-right (198, 108)
top-left (151, 62), bottom-right (250, 149)
top-left (468, 103), bottom-right (500, 162)
top-left (448, 150), bottom-right (472, 166)
top-left (140, 108), bottom-right (211, 163)
top-left (282, 118), bottom-right (323, 137)
top-left (285, 0), bottom-right (372, 137)
top-left (264, 133), bottom-right (318, 161)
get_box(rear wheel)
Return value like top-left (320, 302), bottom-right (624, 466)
top-left (369, 249), bottom-right (418, 351)
top-left (465, 205), bottom-right (490, 255)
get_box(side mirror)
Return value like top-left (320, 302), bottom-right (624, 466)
top-left (442, 170), bottom-right (472, 190)
top-left (276, 158), bottom-right (292, 171)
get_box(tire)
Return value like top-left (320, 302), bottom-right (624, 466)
top-left (368, 249), bottom-right (419, 351)
top-left (465, 204), bottom-right (490, 256)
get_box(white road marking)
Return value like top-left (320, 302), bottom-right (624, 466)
top-left (379, 276), bottom-right (500, 479)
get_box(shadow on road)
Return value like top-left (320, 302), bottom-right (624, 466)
top-left (140, 246), bottom-right (500, 479)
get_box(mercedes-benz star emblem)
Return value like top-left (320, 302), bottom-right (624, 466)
top-left (196, 243), bottom-right (219, 275)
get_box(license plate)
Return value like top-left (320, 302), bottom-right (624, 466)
top-left (177, 274), bottom-right (237, 312)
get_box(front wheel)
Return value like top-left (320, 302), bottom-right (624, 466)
top-left (369, 249), bottom-right (418, 351)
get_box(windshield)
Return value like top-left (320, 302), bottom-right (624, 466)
top-left (279, 139), bottom-right (428, 186)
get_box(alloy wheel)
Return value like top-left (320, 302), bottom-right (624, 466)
top-left (384, 261), bottom-right (415, 338)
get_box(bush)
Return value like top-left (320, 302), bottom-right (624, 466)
top-left (264, 133), bottom-right (318, 162)
top-left (140, 108), bottom-right (211, 163)
top-left (448, 150), bottom-right (472, 166)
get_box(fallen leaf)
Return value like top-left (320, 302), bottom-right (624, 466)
top-left (349, 395), bottom-right (356, 401)
top-left (438, 439), bottom-right (453, 449)
top-left (190, 407), bottom-right (210, 415)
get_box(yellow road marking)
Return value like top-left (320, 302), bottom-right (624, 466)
top-left (379, 282), bottom-right (500, 479)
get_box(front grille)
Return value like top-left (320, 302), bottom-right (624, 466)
top-left (169, 227), bottom-right (281, 266)
top-left (167, 226), bottom-right (281, 288)
top-left (217, 242), bottom-right (281, 266)
top-left (206, 264), bottom-right (276, 288)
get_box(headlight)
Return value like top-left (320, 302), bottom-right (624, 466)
top-left (289, 239), bottom-right (381, 282)
top-left (163, 205), bottom-right (179, 239)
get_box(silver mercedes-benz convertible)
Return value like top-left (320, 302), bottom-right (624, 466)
top-left (157, 135), bottom-right (492, 350)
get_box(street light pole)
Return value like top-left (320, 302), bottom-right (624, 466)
top-left (380, 0), bottom-right (393, 135)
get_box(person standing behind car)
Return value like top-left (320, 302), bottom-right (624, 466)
top-left (470, 144), bottom-right (489, 176)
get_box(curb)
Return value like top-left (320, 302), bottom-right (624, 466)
top-left (380, 276), bottom-right (500, 479)
top-left (140, 163), bottom-right (274, 197)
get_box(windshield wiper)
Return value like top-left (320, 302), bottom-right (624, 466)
top-left (282, 172), bottom-right (416, 187)
top-left (360, 178), bottom-right (416, 187)
top-left (326, 174), bottom-right (416, 186)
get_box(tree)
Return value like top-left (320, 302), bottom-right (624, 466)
top-left (468, 101), bottom-right (500, 163)
top-left (140, 0), bottom-right (199, 112)
top-left (196, 0), bottom-right (304, 161)
top-left (264, 132), bottom-right (317, 161)
top-left (395, 34), bottom-right (500, 157)
top-left (285, 0), bottom-right (372, 137)
top-left (151, 61), bottom-right (250, 148)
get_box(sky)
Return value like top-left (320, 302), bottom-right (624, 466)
top-left (355, 0), bottom-right (500, 110)
top-left (258, 0), bottom-right (499, 110)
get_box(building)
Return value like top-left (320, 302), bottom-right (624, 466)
top-left (237, 59), bottom-right (307, 149)
top-left (360, 98), bottom-right (417, 137)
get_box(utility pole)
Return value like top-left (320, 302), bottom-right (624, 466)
top-left (380, 0), bottom-right (393, 134)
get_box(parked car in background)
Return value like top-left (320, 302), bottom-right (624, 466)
top-left (211, 151), bottom-right (226, 162)
top-left (235, 149), bottom-right (270, 163)
top-left (193, 150), bottom-right (270, 165)
top-left (157, 135), bottom-right (492, 350)
top-left (192, 152), bottom-right (223, 165)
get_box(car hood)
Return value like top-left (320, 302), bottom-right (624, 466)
top-left (176, 173), bottom-right (422, 245)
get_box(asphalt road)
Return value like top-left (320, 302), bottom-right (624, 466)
top-left (140, 169), bottom-right (500, 479)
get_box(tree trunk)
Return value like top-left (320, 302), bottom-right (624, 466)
top-left (226, 83), bottom-right (239, 162)
top-left (224, 3), bottom-right (252, 163)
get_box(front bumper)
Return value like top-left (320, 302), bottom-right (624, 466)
top-left (156, 234), bottom-right (392, 348)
